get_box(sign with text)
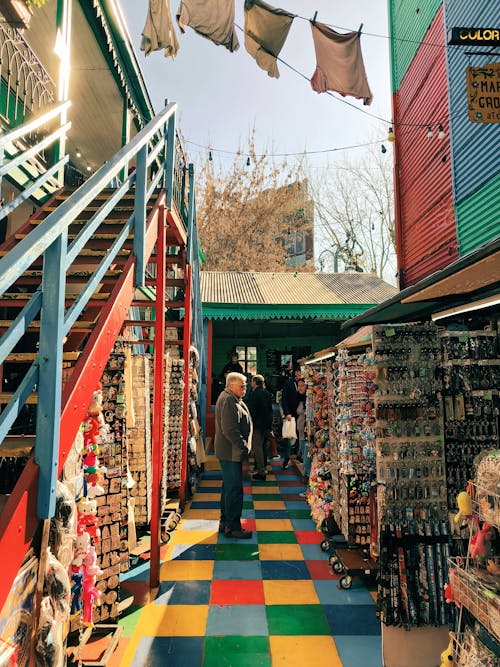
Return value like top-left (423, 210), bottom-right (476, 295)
top-left (449, 27), bottom-right (500, 46)
top-left (466, 63), bottom-right (500, 124)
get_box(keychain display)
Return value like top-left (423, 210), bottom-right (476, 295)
top-left (162, 355), bottom-right (185, 498)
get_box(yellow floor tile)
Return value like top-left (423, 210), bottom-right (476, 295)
top-left (251, 486), bottom-right (280, 494)
top-left (264, 580), bottom-right (320, 605)
top-left (169, 530), bottom-right (218, 545)
top-left (182, 509), bottom-right (220, 520)
top-left (253, 501), bottom-right (286, 510)
top-left (269, 636), bottom-right (342, 667)
top-left (197, 480), bottom-right (222, 487)
top-left (191, 493), bottom-right (220, 501)
top-left (258, 544), bottom-right (304, 561)
top-left (133, 604), bottom-right (209, 637)
top-left (159, 559), bottom-right (214, 580)
top-left (255, 518), bottom-right (293, 531)
top-left (204, 458), bottom-right (220, 470)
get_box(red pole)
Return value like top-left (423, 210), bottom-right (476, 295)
top-left (179, 263), bottom-right (192, 511)
top-left (150, 205), bottom-right (166, 589)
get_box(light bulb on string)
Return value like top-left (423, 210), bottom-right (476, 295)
top-left (75, 148), bottom-right (82, 158)
top-left (381, 144), bottom-right (387, 154)
top-left (208, 150), bottom-right (213, 162)
top-left (246, 156), bottom-right (251, 167)
top-left (437, 124), bottom-right (445, 140)
top-left (86, 164), bottom-right (92, 172)
top-left (387, 127), bottom-right (395, 142)
top-left (426, 126), bottom-right (434, 139)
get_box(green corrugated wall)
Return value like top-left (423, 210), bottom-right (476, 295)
top-left (455, 174), bottom-right (500, 256)
top-left (389, 0), bottom-right (443, 92)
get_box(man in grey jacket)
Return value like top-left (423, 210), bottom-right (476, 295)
top-left (215, 372), bottom-right (253, 539)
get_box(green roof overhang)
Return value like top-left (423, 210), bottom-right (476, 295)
top-left (202, 303), bottom-right (375, 321)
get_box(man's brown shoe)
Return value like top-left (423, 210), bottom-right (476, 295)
top-left (224, 529), bottom-right (252, 539)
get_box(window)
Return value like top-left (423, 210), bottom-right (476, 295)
top-left (236, 346), bottom-right (257, 375)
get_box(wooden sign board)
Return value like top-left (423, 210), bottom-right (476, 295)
top-left (466, 63), bottom-right (500, 123)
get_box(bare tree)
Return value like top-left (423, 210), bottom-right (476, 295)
top-left (196, 134), bottom-right (310, 272)
top-left (308, 141), bottom-right (396, 282)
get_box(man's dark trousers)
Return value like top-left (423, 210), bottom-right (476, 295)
top-left (219, 459), bottom-right (244, 531)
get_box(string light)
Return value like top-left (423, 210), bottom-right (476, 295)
top-left (75, 147), bottom-right (82, 158)
top-left (246, 156), bottom-right (251, 166)
top-left (86, 164), bottom-right (92, 172)
top-left (387, 127), bottom-right (395, 142)
top-left (438, 124), bottom-right (446, 140)
top-left (208, 150), bottom-right (213, 161)
top-left (381, 144), bottom-right (387, 154)
top-left (426, 126), bottom-right (434, 139)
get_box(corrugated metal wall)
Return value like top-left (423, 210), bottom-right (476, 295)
top-left (444, 0), bottom-right (500, 254)
top-left (455, 174), bottom-right (500, 255)
top-left (394, 6), bottom-right (458, 287)
top-left (389, 0), bottom-right (443, 92)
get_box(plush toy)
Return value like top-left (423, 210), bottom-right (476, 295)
top-left (77, 498), bottom-right (101, 542)
top-left (439, 634), bottom-right (455, 667)
top-left (454, 491), bottom-right (473, 523)
top-left (82, 416), bottom-right (100, 451)
top-left (70, 572), bottom-right (83, 616)
top-left (85, 467), bottom-right (106, 498)
top-left (470, 523), bottom-right (494, 560)
top-left (70, 532), bottom-right (91, 573)
top-left (82, 575), bottom-right (102, 628)
top-left (84, 546), bottom-right (103, 577)
top-left (444, 581), bottom-right (455, 605)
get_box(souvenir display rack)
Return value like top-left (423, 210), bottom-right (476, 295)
top-left (440, 328), bottom-right (499, 509)
top-left (372, 323), bottom-right (453, 629)
top-left (448, 450), bottom-right (500, 665)
top-left (163, 356), bottom-right (185, 497)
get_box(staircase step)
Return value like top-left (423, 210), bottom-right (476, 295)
top-left (0, 293), bottom-right (110, 307)
top-left (0, 393), bottom-right (37, 404)
top-left (5, 352), bottom-right (80, 362)
top-left (145, 278), bottom-right (185, 287)
top-left (0, 436), bottom-right (35, 457)
top-left (124, 320), bottom-right (184, 328)
top-left (0, 320), bottom-right (95, 332)
top-left (0, 248), bottom-right (131, 259)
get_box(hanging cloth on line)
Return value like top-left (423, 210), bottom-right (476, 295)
top-left (140, 0), bottom-right (179, 58)
top-left (243, 0), bottom-right (295, 79)
top-left (310, 21), bottom-right (373, 106)
top-left (177, 0), bottom-right (239, 53)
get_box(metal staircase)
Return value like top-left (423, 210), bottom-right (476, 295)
top-left (0, 102), bottom-right (201, 611)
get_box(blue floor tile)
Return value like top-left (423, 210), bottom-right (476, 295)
top-left (333, 636), bottom-right (383, 667)
top-left (300, 544), bottom-right (330, 561)
top-left (243, 494), bottom-right (253, 501)
top-left (203, 470), bottom-right (223, 479)
top-left (190, 501), bottom-right (221, 509)
top-left (313, 580), bottom-right (376, 606)
top-left (121, 561), bottom-right (150, 581)
top-left (322, 605), bottom-right (381, 635)
top-left (170, 544), bottom-right (217, 560)
top-left (196, 486), bottom-right (222, 494)
top-left (254, 510), bottom-right (289, 519)
top-left (213, 560), bottom-right (263, 580)
top-left (291, 518), bottom-right (315, 530)
top-left (276, 486), bottom-right (304, 494)
top-left (241, 509), bottom-right (256, 519)
top-left (130, 636), bottom-right (204, 667)
top-left (155, 580), bottom-right (211, 605)
top-left (285, 501), bottom-right (310, 509)
top-left (260, 560), bottom-right (311, 580)
top-left (206, 605), bottom-right (268, 636)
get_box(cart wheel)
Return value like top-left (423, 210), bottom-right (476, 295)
top-left (340, 575), bottom-right (352, 589)
top-left (333, 560), bottom-right (344, 574)
top-left (320, 539), bottom-right (330, 552)
top-left (328, 556), bottom-right (339, 567)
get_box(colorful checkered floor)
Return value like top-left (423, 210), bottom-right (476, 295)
top-left (115, 458), bottom-right (382, 666)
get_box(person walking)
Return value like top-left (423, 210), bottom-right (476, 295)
top-left (280, 362), bottom-right (302, 469)
top-left (214, 372), bottom-right (253, 539)
top-left (246, 374), bottom-right (273, 481)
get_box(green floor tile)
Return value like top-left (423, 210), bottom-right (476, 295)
top-left (119, 606), bottom-right (144, 637)
top-left (257, 531), bottom-right (297, 544)
top-left (266, 604), bottom-right (330, 635)
top-left (243, 501), bottom-right (254, 509)
top-left (252, 494), bottom-right (282, 501)
top-left (249, 480), bottom-right (279, 487)
top-left (203, 636), bottom-right (271, 667)
top-left (287, 509), bottom-right (313, 519)
top-left (215, 543), bottom-right (260, 560)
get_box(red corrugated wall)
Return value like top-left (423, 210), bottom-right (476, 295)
top-left (394, 5), bottom-right (458, 288)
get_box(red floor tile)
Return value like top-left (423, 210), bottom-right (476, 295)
top-left (306, 559), bottom-right (338, 580)
top-left (210, 579), bottom-right (265, 605)
top-left (282, 493), bottom-right (305, 501)
top-left (278, 480), bottom-right (304, 487)
top-left (241, 518), bottom-right (256, 531)
top-left (295, 530), bottom-right (324, 544)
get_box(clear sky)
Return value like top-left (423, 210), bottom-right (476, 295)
top-left (119, 1), bottom-right (393, 168)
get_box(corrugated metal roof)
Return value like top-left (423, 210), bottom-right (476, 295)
top-left (201, 271), bottom-right (398, 306)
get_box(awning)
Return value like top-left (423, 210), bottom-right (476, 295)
top-left (336, 325), bottom-right (372, 349)
top-left (203, 303), bottom-right (372, 321)
top-left (342, 237), bottom-right (500, 329)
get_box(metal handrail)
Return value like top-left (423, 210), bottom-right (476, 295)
top-left (0, 101), bottom-right (179, 518)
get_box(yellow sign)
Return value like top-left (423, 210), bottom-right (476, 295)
top-left (466, 63), bottom-right (500, 123)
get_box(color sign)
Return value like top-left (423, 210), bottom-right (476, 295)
top-left (448, 28), bottom-right (500, 46)
top-left (466, 63), bottom-right (500, 124)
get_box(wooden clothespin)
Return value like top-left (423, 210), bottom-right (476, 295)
top-left (358, 23), bottom-right (363, 36)
top-left (312, 11), bottom-right (318, 24)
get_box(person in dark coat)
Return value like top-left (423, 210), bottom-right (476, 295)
top-left (246, 374), bottom-right (273, 480)
top-left (280, 362), bottom-right (302, 469)
top-left (214, 372), bottom-right (253, 539)
top-left (220, 352), bottom-right (244, 379)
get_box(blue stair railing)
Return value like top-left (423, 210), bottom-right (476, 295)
top-left (0, 100), bottom-right (179, 518)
